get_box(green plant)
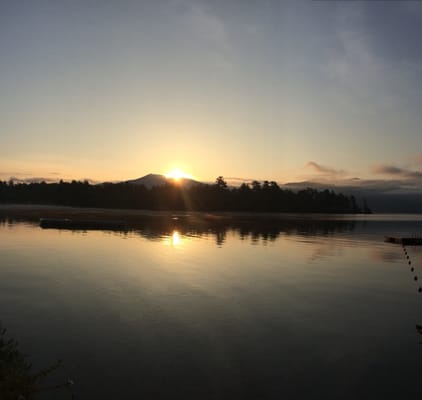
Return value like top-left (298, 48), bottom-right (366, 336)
top-left (0, 325), bottom-right (73, 399)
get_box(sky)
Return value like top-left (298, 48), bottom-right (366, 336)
top-left (1, 0), bottom-right (422, 192)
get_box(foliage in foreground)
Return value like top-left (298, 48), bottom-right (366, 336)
top-left (0, 325), bottom-right (73, 399)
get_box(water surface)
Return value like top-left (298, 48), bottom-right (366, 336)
top-left (0, 213), bottom-right (421, 399)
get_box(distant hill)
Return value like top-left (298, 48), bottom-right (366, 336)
top-left (282, 180), bottom-right (422, 213)
top-left (0, 177), bottom-right (363, 213)
top-left (124, 173), bottom-right (200, 189)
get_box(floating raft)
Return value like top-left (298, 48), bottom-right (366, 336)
top-left (40, 218), bottom-right (127, 230)
top-left (385, 236), bottom-right (422, 245)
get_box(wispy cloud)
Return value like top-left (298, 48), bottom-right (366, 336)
top-left (0, 170), bottom-right (63, 182)
top-left (6, 176), bottom-right (58, 184)
top-left (225, 176), bottom-right (257, 183)
top-left (306, 161), bottom-right (346, 177)
top-left (4, 176), bottom-right (99, 184)
top-left (402, 1), bottom-right (422, 17)
top-left (412, 155), bottom-right (422, 166)
top-left (180, 0), bottom-right (232, 69)
top-left (372, 165), bottom-right (403, 175)
top-left (284, 177), bottom-right (422, 196)
top-left (0, 172), bottom-right (32, 177)
top-left (372, 164), bottom-right (422, 179)
top-left (323, 3), bottom-right (409, 113)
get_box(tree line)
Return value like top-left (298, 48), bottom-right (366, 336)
top-left (0, 177), bottom-right (369, 213)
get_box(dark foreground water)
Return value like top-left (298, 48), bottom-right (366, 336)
top-left (0, 212), bottom-right (422, 399)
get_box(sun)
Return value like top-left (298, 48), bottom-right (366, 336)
top-left (165, 168), bottom-right (193, 182)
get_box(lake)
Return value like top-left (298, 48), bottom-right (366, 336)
top-left (0, 209), bottom-right (421, 399)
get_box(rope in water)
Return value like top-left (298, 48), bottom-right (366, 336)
top-left (401, 243), bottom-right (422, 293)
top-left (399, 243), bottom-right (422, 341)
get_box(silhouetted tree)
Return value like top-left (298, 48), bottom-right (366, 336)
top-left (215, 176), bottom-right (227, 190)
top-left (251, 180), bottom-right (261, 191)
top-left (0, 178), bottom-right (367, 213)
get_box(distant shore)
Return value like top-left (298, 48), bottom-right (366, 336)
top-left (0, 179), bottom-right (365, 213)
top-left (2, 203), bottom-right (422, 222)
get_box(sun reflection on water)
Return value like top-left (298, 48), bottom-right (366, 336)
top-left (172, 230), bottom-right (180, 246)
top-left (163, 230), bottom-right (183, 247)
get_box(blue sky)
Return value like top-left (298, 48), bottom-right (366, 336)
top-left (1, 0), bottom-right (422, 192)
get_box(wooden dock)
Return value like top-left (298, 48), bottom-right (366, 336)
top-left (385, 236), bottom-right (422, 245)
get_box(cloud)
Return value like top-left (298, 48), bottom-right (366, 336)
top-left (412, 155), bottom-right (422, 166)
top-left (0, 170), bottom-right (64, 183)
top-left (323, 3), bottom-right (408, 112)
top-left (326, 6), bottom-right (382, 86)
top-left (372, 165), bottom-right (403, 175)
top-left (371, 164), bottom-right (422, 179)
top-left (306, 161), bottom-right (346, 177)
top-left (402, 1), bottom-right (422, 17)
top-left (187, 3), bottom-right (227, 48)
top-left (181, 0), bottom-right (232, 69)
top-left (6, 176), bottom-right (58, 184)
top-left (1, 171), bottom-right (98, 184)
top-left (284, 177), bottom-right (422, 198)
top-left (225, 176), bottom-right (257, 183)
top-left (0, 172), bottom-right (32, 177)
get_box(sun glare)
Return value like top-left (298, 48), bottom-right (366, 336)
top-left (163, 230), bottom-right (183, 247)
top-left (171, 230), bottom-right (180, 246)
top-left (165, 169), bottom-right (193, 182)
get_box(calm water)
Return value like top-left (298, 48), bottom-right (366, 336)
top-left (1, 213), bottom-right (422, 399)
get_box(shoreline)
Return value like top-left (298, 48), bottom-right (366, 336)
top-left (1, 203), bottom-right (422, 222)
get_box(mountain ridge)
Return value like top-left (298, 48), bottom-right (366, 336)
top-left (124, 173), bottom-right (200, 188)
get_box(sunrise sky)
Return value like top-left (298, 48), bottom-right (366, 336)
top-left (2, 1), bottom-right (422, 190)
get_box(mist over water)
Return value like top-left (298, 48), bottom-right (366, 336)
top-left (0, 214), bottom-right (421, 399)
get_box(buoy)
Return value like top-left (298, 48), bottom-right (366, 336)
top-left (411, 267), bottom-right (414, 272)
top-left (419, 287), bottom-right (422, 293)
top-left (414, 276), bottom-right (418, 281)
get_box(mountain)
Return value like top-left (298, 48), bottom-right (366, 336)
top-left (125, 174), bottom-right (167, 188)
top-left (124, 175), bottom-right (422, 212)
top-left (124, 173), bottom-right (200, 189)
top-left (282, 180), bottom-right (422, 213)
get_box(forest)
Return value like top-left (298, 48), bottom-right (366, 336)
top-left (0, 176), bottom-right (369, 213)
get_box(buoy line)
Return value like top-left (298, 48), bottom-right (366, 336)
top-left (400, 244), bottom-right (422, 342)
top-left (402, 243), bottom-right (422, 293)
